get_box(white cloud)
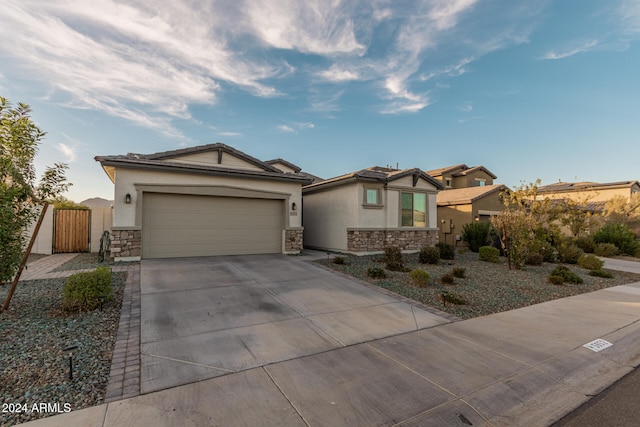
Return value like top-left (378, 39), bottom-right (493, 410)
top-left (298, 122), bottom-right (315, 129)
top-left (461, 102), bottom-right (473, 112)
top-left (56, 143), bottom-right (77, 162)
top-left (217, 131), bottom-right (241, 137)
top-left (543, 40), bottom-right (599, 60)
top-left (276, 124), bottom-right (296, 133)
top-left (317, 65), bottom-right (361, 82)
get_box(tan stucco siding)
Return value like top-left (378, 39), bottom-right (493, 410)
top-left (437, 204), bottom-right (472, 245)
top-left (112, 168), bottom-right (302, 228)
top-left (270, 162), bottom-right (297, 173)
top-left (303, 184), bottom-right (356, 251)
top-left (453, 170), bottom-right (494, 188)
top-left (540, 188), bottom-right (633, 203)
top-left (473, 193), bottom-right (504, 217)
top-left (168, 151), bottom-right (264, 171)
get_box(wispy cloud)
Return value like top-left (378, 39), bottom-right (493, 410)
top-left (543, 40), bottom-right (599, 60)
top-left (317, 64), bottom-right (361, 82)
top-left (217, 131), bottom-right (242, 137)
top-left (461, 102), bottom-right (473, 112)
top-left (56, 143), bottom-right (77, 162)
top-left (276, 124), bottom-right (296, 133)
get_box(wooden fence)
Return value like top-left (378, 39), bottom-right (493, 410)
top-left (53, 209), bottom-right (91, 253)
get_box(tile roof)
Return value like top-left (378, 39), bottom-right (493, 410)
top-left (538, 180), bottom-right (640, 193)
top-left (436, 184), bottom-right (506, 206)
top-left (303, 166), bottom-right (444, 192)
top-left (265, 158), bottom-right (302, 173)
top-left (426, 164), bottom-right (467, 177)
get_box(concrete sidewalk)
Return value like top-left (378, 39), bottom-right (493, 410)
top-left (17, 274), bottom-right (640, 426)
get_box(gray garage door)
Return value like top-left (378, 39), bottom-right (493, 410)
top-left (142, 193), bottom-right (284, 258)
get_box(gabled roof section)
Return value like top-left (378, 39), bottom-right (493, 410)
top-left (437, 184), bottom-right (506, 206)
top-left (452, 165), bottom-right (497, 179)
top-left (426, 164), bottom-right (467, 178)
top-left (265, 158), bottom-right (302, 173)
top-left (303, 166), bottom-right (444, 193)
top-left (95, 143), bottom-right (313, 184)
top-left (538, 180), bottom-right (640, 193)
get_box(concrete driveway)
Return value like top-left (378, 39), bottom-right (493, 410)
top-left (140, 254), bottom-right (451, 393)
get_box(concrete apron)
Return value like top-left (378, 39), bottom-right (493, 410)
top-left (18, 264), bottom-right (640, 427)
top-left (139, 254), bottom-right (451, 394)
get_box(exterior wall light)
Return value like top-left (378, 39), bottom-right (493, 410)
top-left (291, 202), bottom-right (297, 211)
top-left (125, 193), bottom-right (132, 204)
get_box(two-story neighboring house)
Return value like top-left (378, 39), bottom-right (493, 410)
top-left (537, 181), bottom-right (640, 203)
top-left (426, 164), bottom-right (506, 246)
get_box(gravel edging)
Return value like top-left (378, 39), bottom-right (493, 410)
top-left (0, 272), bottom-right (126, 426)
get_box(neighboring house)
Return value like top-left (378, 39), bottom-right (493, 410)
top-left (95, 143), bottom-right (312, 261)
top-left (302, 166), bottom-right (444, 253)
top-left (427, 164), bottom-right (503, 245)
top-left (537, 181), bottom-right (640, 203)
top-left (427, 164), bottom-right (497, 189)
top-left (266, 158), bottom-right (324, 183)
top-left (436, 184), bottom-right (506, 245)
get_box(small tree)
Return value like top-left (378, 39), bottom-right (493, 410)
top-left (1, 97), bottom-right (69, 288)
top-left (603, 194), bottom-right (640, 236)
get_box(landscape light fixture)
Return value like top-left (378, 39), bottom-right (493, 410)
top-left (124, 193), bottom-right (132, 204)
top-left (63, 345), bottom-right (78, 380)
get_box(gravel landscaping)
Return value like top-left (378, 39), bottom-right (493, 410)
top-left (52, 253), bottom-right (126, 272)
top-left (0, 272), bottom-right (125, 426)
top-left (317, 250), bottom-right (640, 320)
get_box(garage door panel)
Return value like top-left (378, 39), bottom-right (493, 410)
top-left (142, 193), bottom-right (284, 258)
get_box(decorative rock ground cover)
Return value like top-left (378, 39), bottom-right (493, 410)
top-left (318, 250), bottom-right (640, 320)
top-left (0, 272), bottom-right (125, 426)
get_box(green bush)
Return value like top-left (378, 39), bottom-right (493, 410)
top-left (577, 254), bottom-right (604, 271)
top-left (419, 246), bottom-right (440, 264)
top-left (594, 223), bottom-right (639, 256)
top-left (525, 253), bottom-right (544, 266)
top-left (436, 242), bottom-right (455, 260)
top-left (548, 275), bottom-right (565, 285)
top-left (594, 243), bottom-right (619, 257)
top-left (575, 236), bottom-right (595, 253)
top-left (384, 246), bottom-right (406, 271)
top-left (589, 269), bottom-right (614, 278)
top-left (479, 246), bottom-right (499, 263)
top-left (440, 272), bottom-right (455, 284)
top-left (462, 221), bottom-right (491, 252)
top-left (557, 241), bottom-right (583, 264)
top-left (63, 266), bottom-right (113, 311)
top-left (550, 265), bottom-right (583, 284)
top-left (452, 267), bottom-right (466, 278)
top-left (367, 267), bottom-right (386, 279)
top-left (332, 256), bottom-right (345, 265)
top-left (409, 269), bottom-right (430, 287)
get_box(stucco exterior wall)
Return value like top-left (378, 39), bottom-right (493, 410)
top-left (112, 168), bottom-right (302, 229)
top-left (169, 151), bottom-right (263, 171)
top-left (540, 187), bottom-right (635, 203)
top-left (437, 204), bottom-right (472, 246)
top-left (452, 170), bottom-right (494, 188)
top-left (303, 184), bottom-right (356, 251)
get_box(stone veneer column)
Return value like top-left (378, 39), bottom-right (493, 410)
top-left (284, 228), bottom-right (303, 253)
top-left (110, 229), bottom-right (142, 261)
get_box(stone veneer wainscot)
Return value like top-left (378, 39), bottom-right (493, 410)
top-left (110, 228), bottom-right (141, 261)
top-left (347, 228), bottom-right (438, 252)
top-left (284, 228), bottom-right (303, 253)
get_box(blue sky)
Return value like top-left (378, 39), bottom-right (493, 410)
top-left (2, 0), bottom-right (639, 202)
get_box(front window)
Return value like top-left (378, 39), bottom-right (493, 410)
top-left (475, 178), bottom-right (486, 186)
top-left (401, 192), bottom-right (427, 227)
top-left (366, 188), bottom-right (380, 205)
top-left (445, 178), bottom-right (452, 188)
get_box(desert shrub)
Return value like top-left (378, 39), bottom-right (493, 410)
top-left (479, 246), bottom-right (499, 263)
top-left (589, 269), bottom-right (614, 278)
top-left (594, 243), bottom-right (619, 258)
top-left (577, 254), bottom-right (604, 271)
top-left (557, 241), bottom-right (583, 264)
top-left (419, 246), bottom-right (440, 265)
top-left (332, 256), bottom-right (346, 265)
top-left (441, 292), bottom-right (467, 305)
top-left (367, 267), bottom-right (386, 279)
top-left (63, 266), bottom-right (113, 311)
top-left (462, 221), bottom-right (491, 252)
top-left (409, 269), bottom-right (430, 287)
top-left (452, 267), bottom-right (466, 278)
top-left (550, 266), bottom-right (583, 284)
top-left (384, 246), bottom-right (406, 271)
top-left (525, 253), bottom-right (544, 266)
top-left (440, 272), bottom-right (455, 284)
top-left (575, 236), bottom-right (595, 253)
top-left (548, 275), bottom-right (565, 285)
top-left (436, 242), bottom-right (455, 260)
top-left (594, 223), bottom-right (639, 256)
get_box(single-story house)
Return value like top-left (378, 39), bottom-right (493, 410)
top-left (435, 184), bottom-right (506, 246)
top-left (427, 164), bottom-right (497, 189)
top-left (95, 143), bottom-right (312, 261)
top-left (302, 166), bottom-right (444, 253)
top-left (537, 181), bottom-right (640, 203)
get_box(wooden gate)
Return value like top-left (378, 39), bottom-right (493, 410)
top-left (53, 209), bottom-right (91, 253)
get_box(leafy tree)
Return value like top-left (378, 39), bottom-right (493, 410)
top-left (51, 196), bottom-right (89, 210)
top-left (1, 97), bottom-right (69, 286)
top-left (557, 195), bottom-right (600, 237)
top-left (490, 181), bottom-right (559, 269)
top-left (603, 194), bottom-right (640, 236)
